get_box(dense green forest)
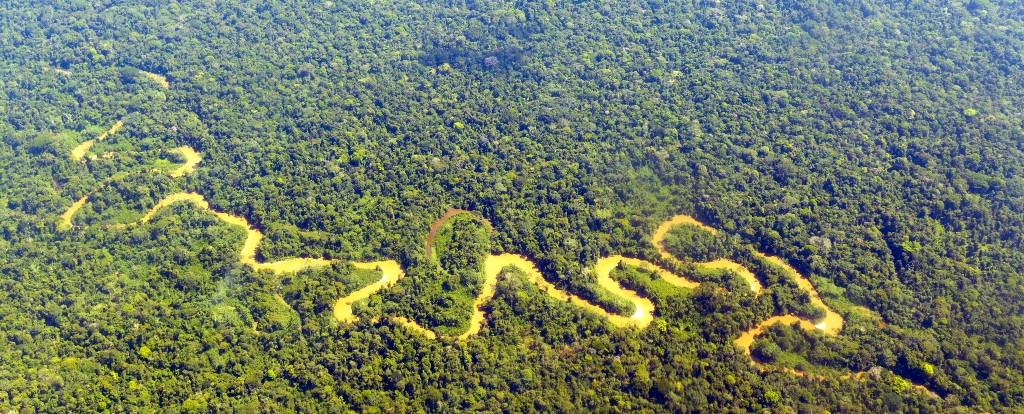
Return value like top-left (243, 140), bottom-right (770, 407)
top-left (394, 212), bottom-right (490, 336)
top-left (2, 0), bottom-right (1024, 411)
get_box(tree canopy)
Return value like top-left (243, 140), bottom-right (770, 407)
top-left (1, 0), bottom-right (1024, 411)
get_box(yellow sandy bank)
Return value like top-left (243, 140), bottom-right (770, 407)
top-left (333, 261), bottom-right (406, 322)
top-left (700, 258), bottom-right (762, 292)
top-left (70, 141), bottom-right (95, 162)
top-left (169, 146), bottom-right (202, 178)
top-left (651, 214), bottom-right (718, 250)
top-left (594, 256), bottom-right (660, 322)
top-left (480, 254), bottom-right (654, 331)
top-left (759, 254), bottom-right (843, 336)
top-left (135, 192), bottom-right (405, 323)
top-left (99, 121), bottom-right (124, 141)
top-left (62, 146), bottom-right (202, 227)
top-left (649, 214), bottom-right (847, 378)
top-left (456, 254), bottom-right (513, 339)
top-left (43, 67), bottom-right (71, 76)
top-left (393, 316), bottom-right (438, 339)
top-left (607, 256), bottom-right (701, 289)
top-left (138, 192), bottom-right (401, 280)
top-left (140, 71), bottom-right (169, 89)
top-left (71, 120), bottom-right (124, 162)
top-left (61, 194), bottom-right (91, 227)
top-left (60, 171), bottom-right (132, 227)
top-left (734, 315), bottom-right (817, 356)
top-left (649, 214), bottom-right (761, 292)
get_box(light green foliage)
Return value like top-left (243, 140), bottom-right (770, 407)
top-left (0, 0), bottom-right (1020, 411)
top-left (388, 213), bottom-right (490, 336)
top-left (890, 376), bottom-right (913, 394)
top-left (921, 362), bottom-right (935, 377)
top-left (660, 223), bottom-right (730, 263)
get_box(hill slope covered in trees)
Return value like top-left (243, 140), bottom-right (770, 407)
top-left (2, 0), bottom-right (1024, 411)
